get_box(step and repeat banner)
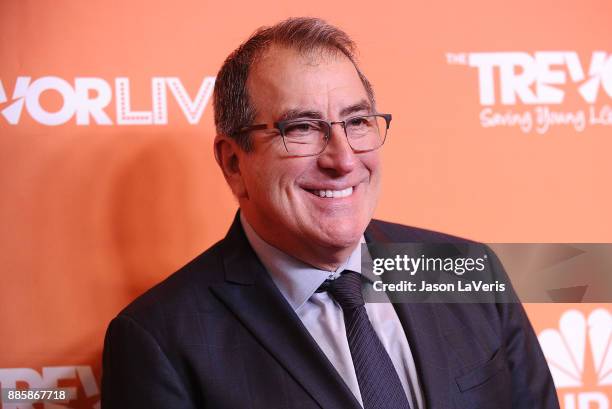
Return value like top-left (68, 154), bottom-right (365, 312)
top-left (1, 0), bottom-right (611, 408)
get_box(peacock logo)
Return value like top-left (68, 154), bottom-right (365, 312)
top-left (538, 308), bottom-right (612, 409)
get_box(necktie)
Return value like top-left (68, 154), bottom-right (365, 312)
top-left (320, 271), bottom-right (412, 409)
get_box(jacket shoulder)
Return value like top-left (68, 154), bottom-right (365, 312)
top-left (116, 239), bottom-right (225, 329)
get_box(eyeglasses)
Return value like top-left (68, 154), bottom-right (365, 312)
top-left (238, 113), bottom-right (392, 157)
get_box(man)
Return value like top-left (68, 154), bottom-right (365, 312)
top-left (102, 18), bottom-right (559, 409)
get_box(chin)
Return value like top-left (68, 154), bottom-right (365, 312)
top-left (314, 220), bottom-right (365, 250)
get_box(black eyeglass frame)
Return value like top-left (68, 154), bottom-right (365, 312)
top-left (237, 113), bottom-right (392, 157)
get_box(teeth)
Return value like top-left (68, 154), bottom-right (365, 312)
top-left (313, 187), bottom-right (353, 198)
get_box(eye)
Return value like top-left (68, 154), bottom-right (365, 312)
top-left (284, 121), bottom-right (323, 136)
top-left (347, 116), bottom-right (376, 129)
top-left (347, 117), bottom-right (368, 127)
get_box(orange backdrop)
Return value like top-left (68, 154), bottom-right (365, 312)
top-left (1, 1), bottom-right (611, 407)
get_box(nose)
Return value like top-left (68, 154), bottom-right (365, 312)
top-left (316, 123), bottom-right (357, 175)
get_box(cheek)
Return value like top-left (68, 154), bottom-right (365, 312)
top-left (363, 152), bottom-right (382, 185)
top-left (362, 154), bottom-right (382, 213)
top-left (243, 159), bottom-right (295, 204)
top-left (368, 150), bottom-right (382, 170)
top-left (240, 157), bottom-right (270, 200)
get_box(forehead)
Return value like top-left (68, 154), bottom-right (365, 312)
top-left (246, 45), bottom-right (370, 120)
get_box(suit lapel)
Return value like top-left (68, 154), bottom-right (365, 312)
top-left (210, 215), bottom-right (361, 409)
top-left (392, 304), bottom-right (453, 409)
top-left (365, 222), bottom-right (453, 409)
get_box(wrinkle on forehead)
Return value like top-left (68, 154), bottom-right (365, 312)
top-left (256, 44), bottom-right (346, 69)
top-left (248, 45), bottom-right (357, 97)
top-left (247, 44), bottom-right (369, 124)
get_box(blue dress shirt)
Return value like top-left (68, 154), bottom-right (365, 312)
top-left (241, 214), bottom-right (424, 408)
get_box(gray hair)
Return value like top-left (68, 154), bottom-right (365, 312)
top-left (212, 17), bottom-right (376, 151)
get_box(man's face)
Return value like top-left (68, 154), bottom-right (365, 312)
top-left (235, 46), bottom-right (382, 269)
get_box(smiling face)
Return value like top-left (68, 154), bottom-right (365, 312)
top-left (228, 46), bottom-right (382, 270)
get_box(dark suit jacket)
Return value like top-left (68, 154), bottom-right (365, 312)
top-left (102, 213), bottom-right (560, 409)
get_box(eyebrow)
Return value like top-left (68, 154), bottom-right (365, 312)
top-left (276, 100), bottom-right (373, 123)
top-left (339, 100), bottom-right (373, 118)
top-left (277, 110), bottom-right (324, 122)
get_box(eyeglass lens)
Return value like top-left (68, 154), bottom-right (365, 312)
top-left (282, 115), bottom-right (388, 156)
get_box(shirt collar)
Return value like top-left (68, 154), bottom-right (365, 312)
top-left (240, 213), bottom-right (365, 311)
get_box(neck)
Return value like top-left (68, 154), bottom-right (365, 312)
top-left (240, 213), bottom-right (358, 272)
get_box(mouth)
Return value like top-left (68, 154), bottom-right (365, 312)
top-left (305, 186), bottom-right (354, 198)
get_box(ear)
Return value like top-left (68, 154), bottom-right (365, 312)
top-left (214, 134), bottom-right (248, 199)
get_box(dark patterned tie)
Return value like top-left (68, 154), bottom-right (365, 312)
top-left (319, 271), bottom-right (412, 409)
